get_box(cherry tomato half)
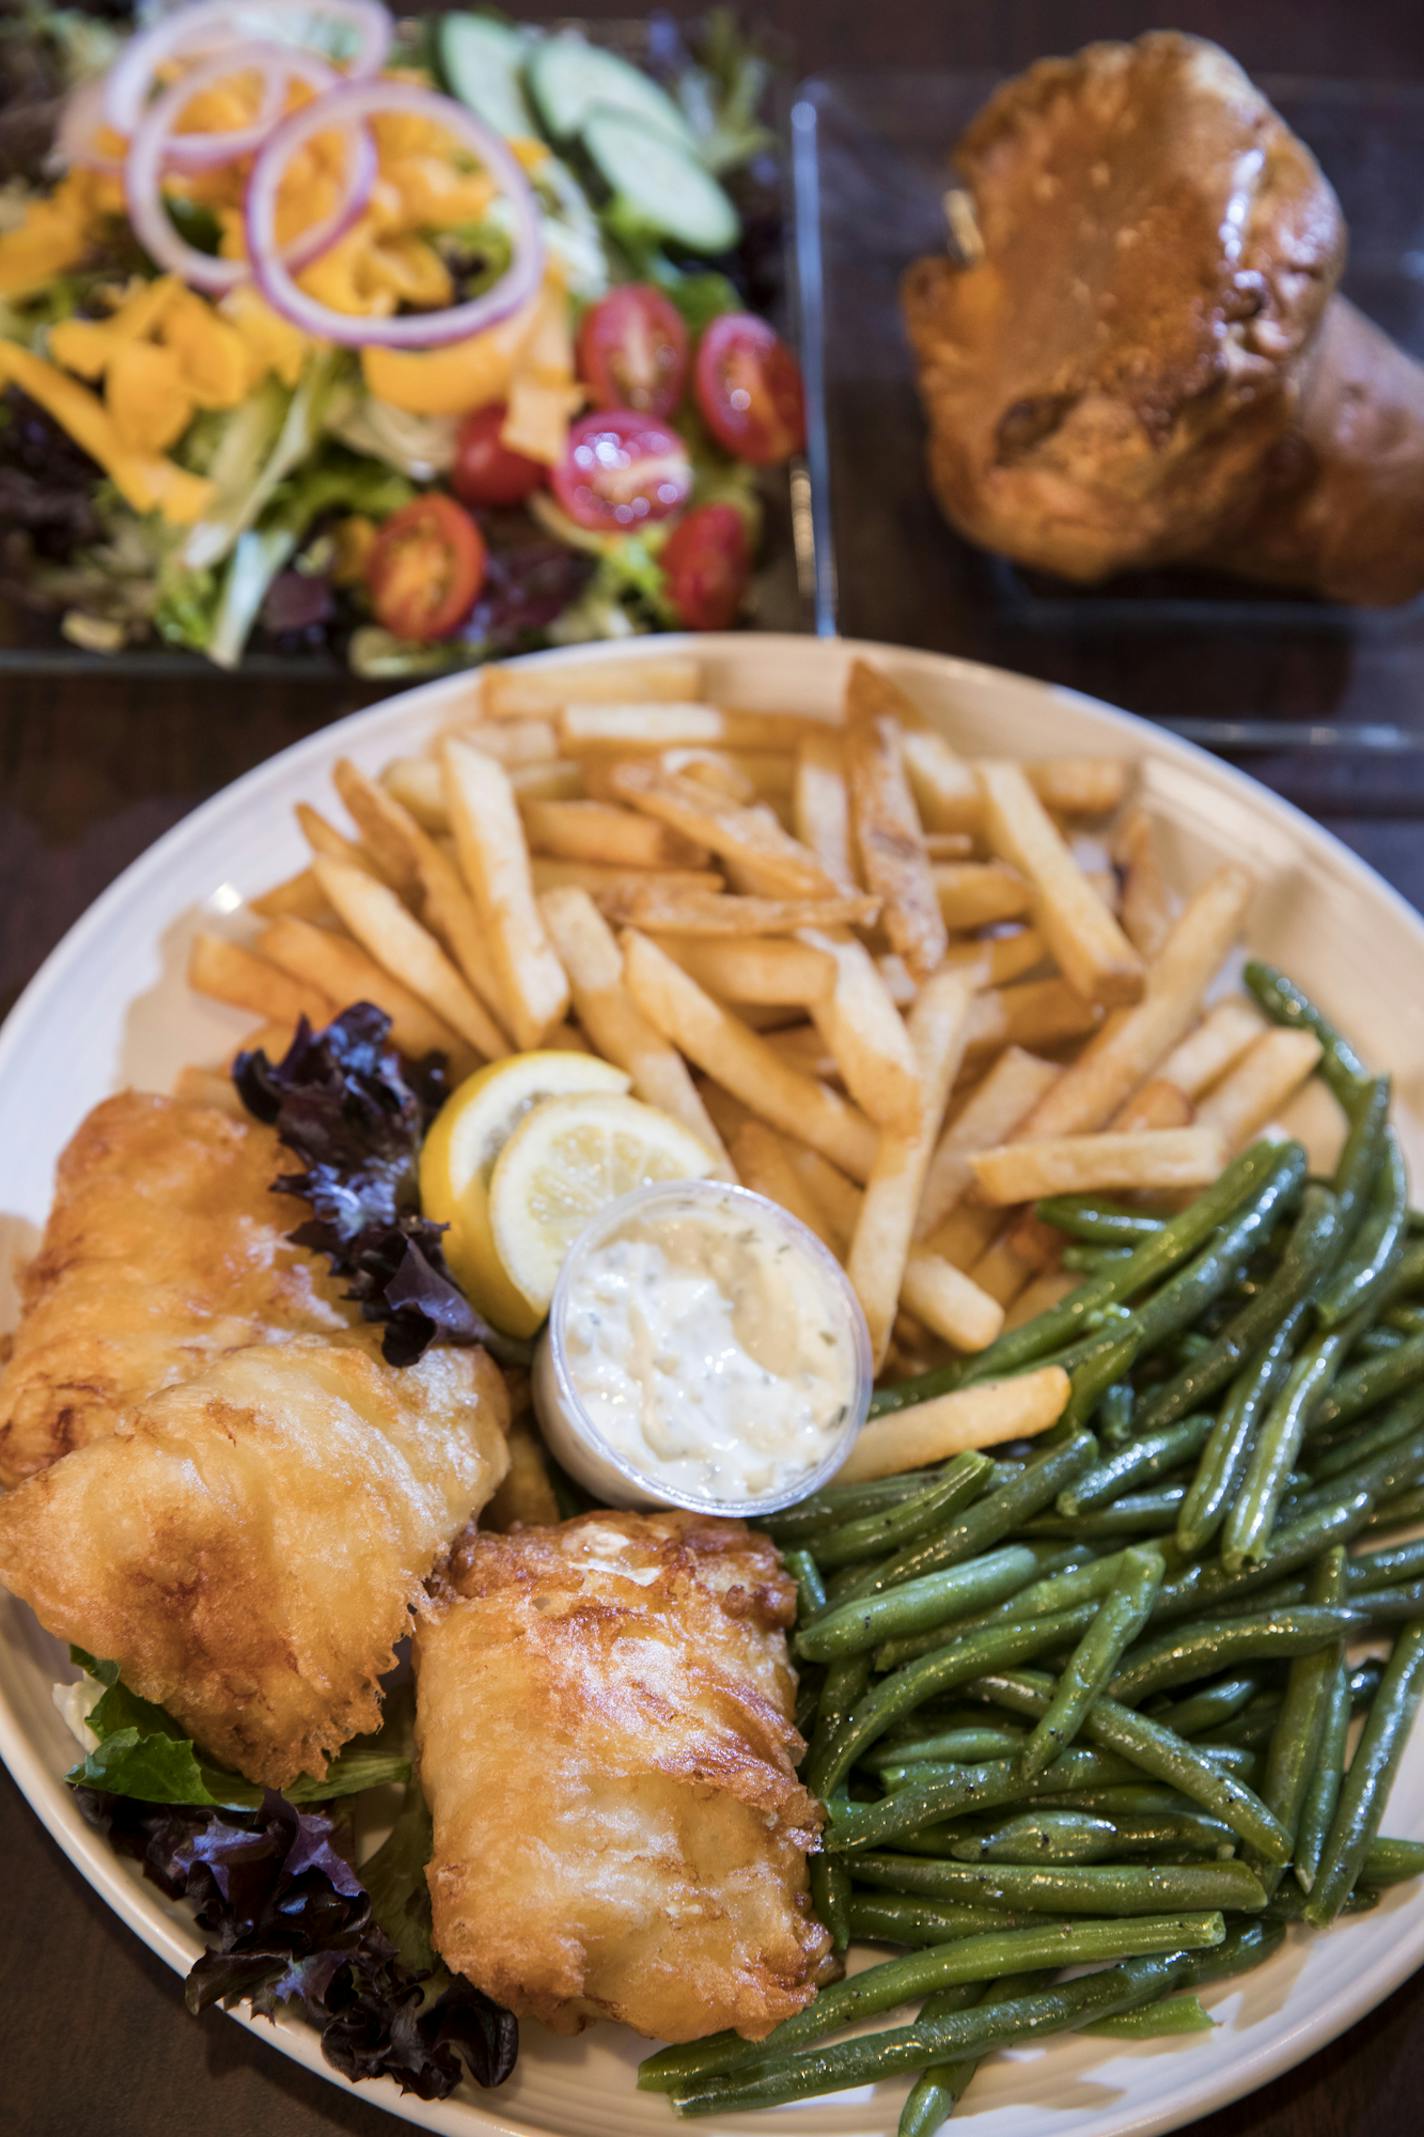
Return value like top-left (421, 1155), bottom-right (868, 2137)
top-left (552, 409), bottom-right (693, 533)
top-left (366, 494), bottom-right (486, 642)
top-left (577, 283), bottom-right (690, 418)
top-left (451, 403), bottom-right (546, 509)
top-left (694, 313), bottom-right (806, 466)
top-left (661, 502), bottom-right (750, 631)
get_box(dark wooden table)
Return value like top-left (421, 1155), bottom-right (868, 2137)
top-left (5, 2), bottom-right (1424, 2132)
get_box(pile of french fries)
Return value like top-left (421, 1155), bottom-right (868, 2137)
top-left (185, 651), bottom-right (1330, 1484)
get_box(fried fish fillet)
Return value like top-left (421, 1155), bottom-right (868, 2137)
top-left (414, 1510), bottom-right (831, 2042)
top-left (0, 1335), bottom-right (508, 1787)
top-left (0, 1092), bottom-right (358, 1486)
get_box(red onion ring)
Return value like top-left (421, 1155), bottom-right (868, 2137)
top-left (105, 0), bottom-right (392, 166)
top-left (56, 76), bottom-right (124, 176)
top-left (246, 81), bottom-right (545, 350)
top-left (125, 43), bottom-right (374, 296)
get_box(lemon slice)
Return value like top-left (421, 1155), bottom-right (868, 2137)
top-left (488, 1091), bottom-right (718, 1314)
top-left (420, 1050), bottom-right (629, 1336)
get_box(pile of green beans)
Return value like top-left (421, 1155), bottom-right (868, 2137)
top-left (640, 969), bottom-right (1424, 2128)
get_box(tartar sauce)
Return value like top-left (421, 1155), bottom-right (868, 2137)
top-left (534, 1181), bottom-right (869, 1511)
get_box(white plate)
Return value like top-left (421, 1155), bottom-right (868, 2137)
top-left (2, 633), bottom-right (1423, 2137)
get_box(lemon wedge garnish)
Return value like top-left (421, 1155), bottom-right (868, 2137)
top-left (488, 1091), bottom-right (718, 1315)
top-left (420, 1050), bottom-right (628, 1336)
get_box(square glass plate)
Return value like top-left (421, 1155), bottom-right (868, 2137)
top-left (790, 69), bottom-right (1424, 791)
top-left (0, 16), bottom-right (814, 688)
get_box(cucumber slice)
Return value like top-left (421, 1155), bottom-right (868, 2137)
top-left (583, 107), bottom-right (741, 256)
top-left (436, 13), bottom-right (537, 139)
top-left (527, 32), bottom-right (697, 155)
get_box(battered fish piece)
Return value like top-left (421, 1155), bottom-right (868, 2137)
top-left (0, 1337), bottom-right (508, 1786)
top-left (414, 1510), bottom-right (831, 2043)
top-left (0, 1092), bottom-right (356, 1486)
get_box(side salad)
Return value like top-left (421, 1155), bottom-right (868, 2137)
top-left (0, 2), bottom-right (804, 673)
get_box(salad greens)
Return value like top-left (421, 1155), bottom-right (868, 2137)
top-left (0, 6), bottom-right (787, 672)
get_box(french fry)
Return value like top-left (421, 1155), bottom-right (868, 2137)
top-left (1157, 997), bottom-right (1269, 1099)
top-left (972, 1127), bottom-right (1228, 1205)
top-left (760, 1024), bottom-right (843, 1081)
top-left (1113, 806), bottom-right (1176, 959)
top-left (608, 760), bottom-right (839, 898)
top-left (257, 915), bottom-right (466, 1064)
top-left (727, 1119), bottom-right (837, 1246)
top-left (1002, 1267), bottom-right (1081, 1331)
top-left (1033, 759), bottom-right (1132, 818)
top-left (1112, 1078), bottom-right (1194, 1130)
top-left (621, 929), bottom-right (880, 1181)
top-left (901, 726), bottom-right (982, 833)
top-left (794, 729), bottom-right (857, 891)
top-left (660, 935), bottom-right (834, 1007)
top-left (538, 887), bottom-right (733, 1173)
top-left (438, 716), bottom-right (559, 767)
top-left (836, 1367), bottom-right (1070, 1482)
top-left (943, 928), bottom-right (1048, 991)
top-left (312, 856), bottom-right (505, 1060)
top-left (963, 978), bottom-right (1102, 1064)
top-left (899, 1252), bottom-right (1005, 1354)
top-left (521, 796), bottom-right (707, 870)
top-left (248, 867), bottom-right (332, 923)
top-left (846, 971), bottom-right (972, 1366)
top-left (484, 654), bottom-right (702, 717)
top-left (606, 885), bottom-right (879, 937)
top-left (382, 755), bottom-right (448, 830)
top-left (801, 928), bottom-right (923, 1130)
top-left (917, 1046), bottom-right (1063, 1238)
top-left (925, 831), bottom-right (977, 861)
top-left (1194, 1029), bottom-right (1323, 1149)
top-left (530, 858), bottom-right (725, 912)
top-left (969, 1230), bottom-right (1039, 1310)
top-left (583, 750), bottom-right (793, 806)
top-left (845, 660), bottom-right (947, 978)
top-left (443, 738), bottom-right (570, 1050)
top-left (332, 757), bottom-right (424, 894)
top-left (484, 1414), bottom-right (562, 1530)
top-left (933, 862), bottom-right (1034, 929)
top-left (876, 954), bottom-right (918, 1008)
top-left (188, 932), bottom-right (337, 1030)
top-left (295, 801), bottom-right (392, 882)
top-left (1012, 865), bottom-right (1254, 1137)
top-left (561, 704), bottom-right (817, 753)
top-left (925, 1202), bottom-right (1001, 1270)
top-left (976, 760), bottom-right (1144, 1005)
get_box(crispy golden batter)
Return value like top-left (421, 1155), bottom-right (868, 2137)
top-left (414, 1510), bottom-right (830, 2042)
top-left (0, 1092), bottom-right (359, 1486)
top-left (0, 1336), bottom-right (508, 1787)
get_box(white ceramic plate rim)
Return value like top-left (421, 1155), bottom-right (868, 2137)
top-left (1, 631), bottom-right (1422, 2137)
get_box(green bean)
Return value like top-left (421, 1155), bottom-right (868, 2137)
top-left (1353, 1580), bottom-right (1424, 1625)
top-left (799, 1545), bottom-right (1045, 1664)
top-left (1062, 1243), bottom-right (1135, 1271)
top-left (764, 1470), bottom-right (937, 1544)
top-left (1328, 1074), bottom-right (1391, 1237)
top-left (641, 1913), bottom-right (1224, 2096)
top-left (1153, 1673), bottom-right (1264, 1738)
top-left (877, 1550), bottom-right (1126, 1671)
top-left (845, 1894), bottom-right (1049, 1946)
top-left (873, 1142), bottom-right (1303, 1415)
top-left (783, 1548), bottom-right (827, 1628)
top-left (1021, 1547), bottom-right (1165, 1778)
top-left (1223, 1318), bottom-right (1358, 1568)
top-left (1109, 1606), bottom-right (1361, 1706)
top-left (1266, 1882), bottom-right (1378, 1922)
top-left (1307, 1623), bottom-right (1424, 1923)
top-left (1127, 1145), bottom-right (1308, 1357)
top-left (810, 1603), bottom-right (1098, 1797)
top-left (1357, 1328), bottom-right (1406, 1357)
top-left (1242, 961), bottom-right (1371, 1103)
top-left (971, 1668), bottom-right (1293, 1861)
top-left (1176, 1313), bottom-right (1305, 1557)
top-left (900, 1973), bottom-right (1044, 2137)
top-left (809, 1453), bottom-right (994, 1570)
top-left (841, 1432), bottom-right (1099, 1603)
top-left (808, 1853), bottom-right (851, 1953)
top-left (1293, 1636), bottom-right (1352, 1897)
top-left (1202, 1694), bottom-right (1285, 1750)
top-left (1361, 1836), bottom-right (1424, 1886)
top-left (1294, 1419), bottom-right (1424, 1526)
top-left (1387, 1302), bottom-right (1424, 1334)
top-left (1098, 1382), bottom-right (1137, 1449)
top-left (1061, 1416), bottom-right (1216, 1518)
top-left (1308, 1388), bottom-right (1424, 1484)
top-left (1349, 1535), bottom-right (1424, 1593)
top-left (1364, 1483), bottom-right (1424, 1532)
top-left (672, 1946), bottom-right (1227, 2114)
top-left (1083, 1996), bottom-right (1215, 2039)
top-left (1027, 1486), bottom-right (1188, 1539)
top-left (1061, 1325), bottom-right (1143, 1431)
top-left (1252, 1550), bottom-right (1347, 1891)
top-left (952, 1808), bottom-right (1231, 1864)
top-left (1318, 1129), bottom-right (1409, 1328)
top-left (1155, 1488), bottom-right (1373, 1623)
top-left (843, 1857), bottom-right (1262, 1917)
top-left (1134, 1186), bottom-right (1342, 1436)
top-left (1308, 1332), bottom-right (1424, 1436)
top-left (830, 1750), bottom-right (1139, 1855)
top-left (1036, 1197), bottom-right (1167, 1245)
top-left (804, 1656), bottom-right (869, 1817)
top-left (869, 1724), bottom-right (1028, 1770)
